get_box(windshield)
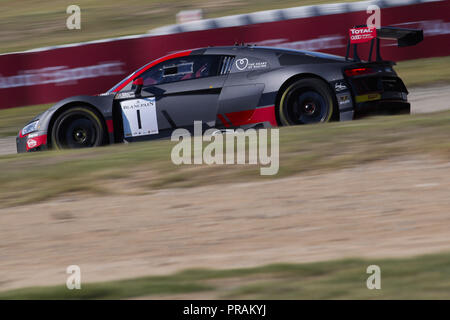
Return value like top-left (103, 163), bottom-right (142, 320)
top-left (106, 62), bottom-right (151, 93)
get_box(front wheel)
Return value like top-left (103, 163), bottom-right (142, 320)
top-left (51, 107), bottom-right (105, 150)
top-left (278, 78), bottom-right (335, 126)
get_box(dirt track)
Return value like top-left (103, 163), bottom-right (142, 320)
top-left (1, 155), bottom-right (450, 291)
top-left (0, 84), bottom-right (449, 291)
top-left (0, 136), bottom-right (16, 155)
top-left (409, 84), bottom-right (450, 114)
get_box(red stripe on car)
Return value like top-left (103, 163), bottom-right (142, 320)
top-left (113, 50), bottom-right (192, 92)
top-left (225, 106), bottom-right (277, 127)
top-left (106, 119), bottom-right (114, 133)
top-left (217, 114), bottom-right (230, 128)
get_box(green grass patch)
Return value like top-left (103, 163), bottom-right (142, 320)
top-left (0, 0), bottom-right (361, 54)
top-left (1, 110), bottom-right (450, 208)
top-left (1, 252), bottom-right (450, 299)
top-left (0, 104), bottom-right (51, 137)
top-left (396, 56), bottom-right (450, 88)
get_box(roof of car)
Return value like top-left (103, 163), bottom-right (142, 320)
top-left (194, 45), bottom-right (305, 55)
top-left (193, 45), bottom-right (346, 62)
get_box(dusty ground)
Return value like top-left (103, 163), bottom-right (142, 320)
top-left (1, 155), bottom-right (450, 291)
top-left (1, 84), bottom-right (449, 292)
top-left (409, 84), bottom-right (450, 114)
top-left (0, 137), bottom-right (16, 155)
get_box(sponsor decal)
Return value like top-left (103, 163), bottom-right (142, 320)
top-left (120, 98), bottom-right (158, 137)
top-left (25, 134), bottom-right (47, 151)
top-left (335, 82), bottom-right (348, 92)
top-left (338, 95), bottom-right (351, 105)
top-left (27, 139), bottom-right (37, 149)
top-left (355, 93), bottom-right (381, 103)
top-left (235, 58), bottom-right (249, 71)
top-left (235, 58), bottom-right (268, 71)
top-left (349, 26), bottom-right (377, 44)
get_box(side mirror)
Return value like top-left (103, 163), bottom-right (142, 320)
top-left (132, 77), bottom-right (144, 95)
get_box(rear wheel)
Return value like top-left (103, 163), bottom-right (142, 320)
top-left (51, 107), bottom-right (105, 150)
top-left (278, 78), bottom-right (335, 126)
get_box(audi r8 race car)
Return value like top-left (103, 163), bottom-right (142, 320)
top-left (17, 26), bottom-right (423, 153)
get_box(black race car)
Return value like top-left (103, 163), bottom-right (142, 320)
top-left (17, 26), bottom-right (423, 153)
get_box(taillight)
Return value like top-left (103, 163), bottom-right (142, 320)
top-left (345, 67), bottom-right (375, 77)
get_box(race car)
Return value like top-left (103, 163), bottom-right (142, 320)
top-left (17, 26), bottom-right (423, 153)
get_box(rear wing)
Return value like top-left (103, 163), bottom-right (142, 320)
top-left (345, 26), bottom-right (424, 62)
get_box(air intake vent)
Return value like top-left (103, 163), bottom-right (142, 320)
top-left (220, 56), bottom-right (234, 75)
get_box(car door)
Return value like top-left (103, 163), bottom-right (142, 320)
top-left (139, 55), bottom-right (232, 133)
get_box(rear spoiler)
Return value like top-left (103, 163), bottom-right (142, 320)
top-left (346, 25), bottom-right (424, 62)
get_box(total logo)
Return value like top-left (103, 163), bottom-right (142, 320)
top-left (349, 27), bottom-right (377, 44)
top-left (350, 27), bottom-right (376, 35)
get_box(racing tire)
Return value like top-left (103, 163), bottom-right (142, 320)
top-left (51, 107), bottom-right (105, 150)
top-left (278, 78), bottom-right (335, 126)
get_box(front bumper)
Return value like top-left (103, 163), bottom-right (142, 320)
top-left (16, 131), bottom-right (49, 153)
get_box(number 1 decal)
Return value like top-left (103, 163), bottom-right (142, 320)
top-left (120, 98), bottom-right (159, 137)
top-left (136, 109), bottom-right (142, 130)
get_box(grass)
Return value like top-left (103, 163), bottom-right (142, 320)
top-left (0, 0), bottom-right (361, 54)
top-left (1, 251), bottom-right (450, 299)
top-left (0, 104), bottom-right (51, 137)
top-left (395, 56), bottom-right (450, 88)
top-left (1, 109), bottom-right (450, 208)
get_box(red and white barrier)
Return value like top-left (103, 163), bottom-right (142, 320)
top-left (0, 0), bottom-right (449, 109)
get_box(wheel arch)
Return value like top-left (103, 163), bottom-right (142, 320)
top-left (275, 73), bottom-right (338, 125)
top-left (47, 101), bottom-right (109, 148)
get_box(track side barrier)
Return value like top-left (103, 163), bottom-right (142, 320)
top-left (0, 0), bottom-right (448, 109)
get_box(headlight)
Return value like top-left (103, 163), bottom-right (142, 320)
top-left (21, 121), bottom-right (39, 136)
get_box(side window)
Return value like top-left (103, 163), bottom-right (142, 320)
top-left (141, 55), bottom-right (228, 86)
